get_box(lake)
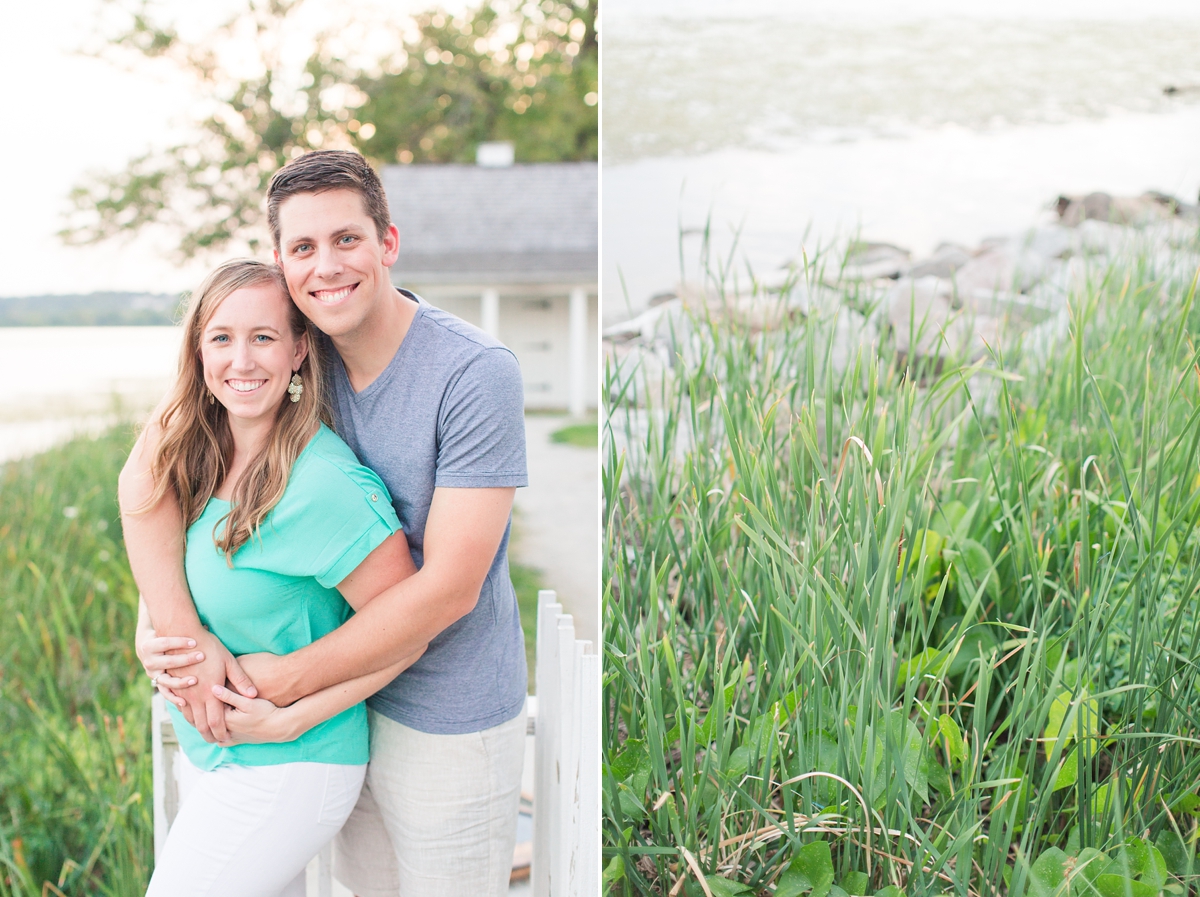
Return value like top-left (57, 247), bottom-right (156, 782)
top-left (0, 326), bottom-right (182, 463)
top-left (603, 8), bottom-right (1200, 322)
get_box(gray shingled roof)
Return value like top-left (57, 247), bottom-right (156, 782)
top-left (381, 162), bottom-right (598, 285)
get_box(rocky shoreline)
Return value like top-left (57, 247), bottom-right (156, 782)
top-left (605, 190), bottom-right (1200, 410)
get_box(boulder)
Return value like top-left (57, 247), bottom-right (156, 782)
top-left (887, 277), bottom-right (992, 361)
top-left (1056, 191), bottom-right (1179, 227)
top-left (841, 241), bottom-right (911, 281)
top-left (909, 243), bottom-right (974, 279)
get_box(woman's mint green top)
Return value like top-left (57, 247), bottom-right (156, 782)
top-left (169, 423), bottom-right (401, 771)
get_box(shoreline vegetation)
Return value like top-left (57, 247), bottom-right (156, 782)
top-left (0, 425), bottom-right (545, 895)
top-left (603, 199), bottom-right (1200, 895)
top-left (0, 293), bottom-right (181, 328)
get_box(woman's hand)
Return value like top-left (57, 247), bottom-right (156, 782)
top-left (137, 627), bottom-right (203, 704)
top-left (210, 684), bottom-right (296, 747)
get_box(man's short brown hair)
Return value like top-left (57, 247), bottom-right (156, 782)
top-left (267, 151), bottom-right (392, 249)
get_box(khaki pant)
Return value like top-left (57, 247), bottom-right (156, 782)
top-left (333, 709), bottom-right (526, 897)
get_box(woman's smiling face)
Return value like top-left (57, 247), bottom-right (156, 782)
top-left (200, 281), bottom-right (308, 431)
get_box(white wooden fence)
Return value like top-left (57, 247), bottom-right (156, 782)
top-left (151, 588), bottom-right (599, 896)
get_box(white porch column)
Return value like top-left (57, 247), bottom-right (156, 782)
top-left (568, 287), bottom-right (588, 417)
top-left (481, 288), bottom-right (500, 338)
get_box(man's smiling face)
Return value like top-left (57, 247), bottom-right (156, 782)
top-left (274, 188), bottom-right (401, 340)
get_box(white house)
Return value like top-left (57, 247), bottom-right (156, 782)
top-left (381, 152), bottom-right (598, 414)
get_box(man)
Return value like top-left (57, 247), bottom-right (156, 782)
top-left (120, 150), bottom-right (529, 896)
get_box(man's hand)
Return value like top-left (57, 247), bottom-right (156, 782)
top-left (171, 631), bottom-right (258, 742)
top-left (235, 652), bottom-right (292, 706)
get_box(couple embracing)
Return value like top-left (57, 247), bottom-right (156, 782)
top-left (120, 150), bottom-right (529, 896)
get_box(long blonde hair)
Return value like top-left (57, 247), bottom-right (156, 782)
top-left (144, 259), bottom-right (329, 562)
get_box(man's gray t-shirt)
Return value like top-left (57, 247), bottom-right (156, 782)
top-left (324, 292), bottom-right (528, 735)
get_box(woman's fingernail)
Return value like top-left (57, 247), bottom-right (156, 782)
top-left (212, 685), bottom-right (224, 695)
top-left (194, 652), bottom-right (205, 661)
top-left (187, 639), bottom-right (196, 647)
top-left (188, 678), bottom-right (197, 686)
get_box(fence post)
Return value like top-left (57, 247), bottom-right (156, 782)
top-left (150, 691), bottom-right (179, 859)
top-left (576, 647), bottom-right (601, 895)
top-left (554, 616), bottom-right (578, 894)
top-left (533, 590), bottom-right (563, 897)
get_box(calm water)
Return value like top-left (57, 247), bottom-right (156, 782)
top-left (603, 10), bottom-right (1200, 320)
top-left (0, 326), bottom-right (182, 462)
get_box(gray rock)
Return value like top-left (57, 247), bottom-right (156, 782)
top-left (841, 241), bottom-right (911, 281)
top-left (887, 277), bottom-right (980, 361)
top-left (1018, 225), bottom-right (1074, 261)
top-left (909, 243), bottom-right (974, 279)
top-left (1057, 191), bottom-right (1180, 227)
top-left (952, 244), bottom-right (1051, 300)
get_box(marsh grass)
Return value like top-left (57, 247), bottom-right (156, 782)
top-left (604, 236), bottom-right (1200, 895)
top-left (0, 424), bottom-right (550, 894)
top-left (0, 426), bottom-right (148, 896)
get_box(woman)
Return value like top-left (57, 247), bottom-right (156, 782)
top-left (128, 259), bottom-right (423, 896)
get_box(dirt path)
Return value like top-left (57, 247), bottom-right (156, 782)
top-left (512, 414), bottom-right (599, 648)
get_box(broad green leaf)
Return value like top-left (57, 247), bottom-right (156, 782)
top-left (938, 714), bottom-right (967, 767)
top-left (794, 729), bottom-right (842, 805)
top-left (610, 739), bottom-right (652, 822)
top-left (840, 871), bottom-right (870, 895)
top-left (1155, 828), bottom-right (1194, 878)
top-left (946, 627), bottom-right (999, 678)
top-left (1074, 848), bottom-right (1110, 886)
top-left (1093, 874), bottom-right (1158, 897)
top-left (602, 855), bottom-right (625, 885)
top-left (922, 748), bottom-right (951, 796)
top-left (932, 500), bottom-right (972, 541)
top-left (703, 875), bottom-right (752, 896)
top-left (1090, 782), bottom-right (1115, 820)
top-left (1169, 793), bottom-right (1200, 816)
top-left (609, 738), bottom-right (650, 783)
top-left (899, 529), bottom-right (942, 577)
top-left (1144, 845), bottom-right (1168, 891)
top-left (726, 745), bottom-right (751, 781)
top-left (946, 537), bottom-right (1000, 604)
top-left (1044, 690), bottom-right (1102, 756)
top-left (776, 841), bottom-right (835, 897)
top-left (1028, 847), bottom-right (1068, 897)
top-left (1052, 747), bottom-right (1079, 792)
top-left (874, 887), bottom-right (906, 897)
top-left (897, 648), bottom-right (947, 686)
top-left (1117, 838), bottom-right (1151, 879)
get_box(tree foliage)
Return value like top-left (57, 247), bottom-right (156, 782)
top-left (61, 0), bottom-right (596, 259)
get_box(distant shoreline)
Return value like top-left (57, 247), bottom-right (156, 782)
top-left (0, 292), bottom-right (181, 327)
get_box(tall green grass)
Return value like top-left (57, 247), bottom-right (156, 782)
top-left (0, 424), bottom-right (551, 894)
top-left (604, 240), bottom-right (1200, 896)
top-left (0, 427), bottom-right (149, 896)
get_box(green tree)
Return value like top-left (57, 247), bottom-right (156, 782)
top-left (61, 0), bottom-right (596, 260)
top-left (351, 1), bottom-right (596, 164)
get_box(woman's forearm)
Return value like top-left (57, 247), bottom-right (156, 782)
top-left (272, 650), bottom-right (424, 742)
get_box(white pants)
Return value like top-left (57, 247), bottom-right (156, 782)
top-left (333, 709), bottom-right (526, 897)
top-left (146, 756), bottom-right (366, 897)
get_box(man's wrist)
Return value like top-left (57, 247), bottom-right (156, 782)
top-left (275, 652), bottom-right (307, 706)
